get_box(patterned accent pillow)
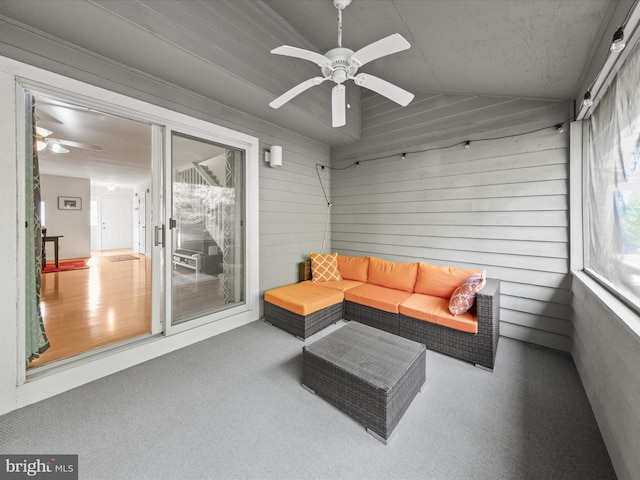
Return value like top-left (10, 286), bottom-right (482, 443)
top-left (310, 253), bottom-right (342, 282)
top-left (449, 270), bottom-right (487, 315)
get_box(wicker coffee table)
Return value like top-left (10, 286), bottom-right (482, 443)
top-left (302, 321), bottom-right (426, 443)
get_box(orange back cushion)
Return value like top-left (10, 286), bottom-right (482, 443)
top-left (414, 262), bottom-right (482, 298)
top-left (337, 255), bottom-right (369, 282)
top-left (367, 257), bottom-right (418, 292)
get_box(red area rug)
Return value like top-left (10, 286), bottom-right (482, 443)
top-left (41, 259), bottom-right (89, 274)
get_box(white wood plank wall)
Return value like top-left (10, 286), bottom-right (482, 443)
top-left (572, 276), bottom-right (640, 479)
top-left (331, 92), bottom-right (572, 351)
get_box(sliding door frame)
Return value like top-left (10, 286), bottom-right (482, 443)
top-left (164, 125), bottom-right (255, 335)
top-left (8, 60), bottom-right (258, 400)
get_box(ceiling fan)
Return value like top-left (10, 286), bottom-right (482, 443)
top-left (269, 0), bottom-right (414, 127)
top-left (36, 126), bottom-right (103, 154)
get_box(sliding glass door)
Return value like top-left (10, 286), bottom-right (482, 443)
top-left (166, 130), bottom-right (247, 331)
top-left (18, 80), bottom-right (258, 376)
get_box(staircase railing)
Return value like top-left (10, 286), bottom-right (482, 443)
top-left (175, 161), bottom-right (226, 253)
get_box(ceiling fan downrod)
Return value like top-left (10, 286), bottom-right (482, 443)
top-left (334, 0), bottom-right (351, 48)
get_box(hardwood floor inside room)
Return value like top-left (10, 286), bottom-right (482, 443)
top-left (29, 249), bottom-right (152, 369)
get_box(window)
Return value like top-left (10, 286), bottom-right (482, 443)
top-left (585, 42), bottom-right (640, 310)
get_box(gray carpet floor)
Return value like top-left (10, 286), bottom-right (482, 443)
top-left (0, 320), bottom-right (616, 480)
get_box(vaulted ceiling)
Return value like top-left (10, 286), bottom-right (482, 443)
top-left (0, 0), bottom-right (625, 185)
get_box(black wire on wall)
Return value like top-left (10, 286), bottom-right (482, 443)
top-left (314, 118), bottom-right (571, 206)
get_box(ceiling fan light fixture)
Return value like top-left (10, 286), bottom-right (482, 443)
top-left (36, 140), bottom-right (47, 151)
top-left (610, 26), bottom-right (626, 52)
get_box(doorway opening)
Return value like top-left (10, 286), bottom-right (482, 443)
top-left (28, 93), bottom-right (154, 369)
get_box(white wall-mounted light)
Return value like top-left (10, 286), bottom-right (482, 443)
top-left (265, 145), bottom-right (283, 168)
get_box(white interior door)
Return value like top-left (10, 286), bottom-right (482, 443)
top-left (101, 197), bottom-right (132, 250)
top-left (137, 192), bottom-right (146, 255)
top-left (145, 188), bottom-right (153, 255)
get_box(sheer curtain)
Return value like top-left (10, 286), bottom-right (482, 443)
top-left (587, 41), bottom-right (640, 305)
top-left (25, 94), bottom-right (49, 364)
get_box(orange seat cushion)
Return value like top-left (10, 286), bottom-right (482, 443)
top-left (264, 281), bottom-right (343, 316)
top-left (414, 263), bottom-right (482, 298)
top-left (344, 283), bottom-right (413, 314)
top-left (399, 293), bottom-right (478, 334)
top-left (367, 257), bottom-right (418, 292)
top-left (337, 255), bottom-right (370, 282)
top-left (315, 280), bottom-right (364, 292)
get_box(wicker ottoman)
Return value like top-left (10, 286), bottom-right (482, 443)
top-left (264, 282), bottom-right (344, 339)
top-left (302, 322), bottom-right (426, 443)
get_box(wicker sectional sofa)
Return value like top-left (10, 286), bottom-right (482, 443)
top-left (264, 254), bottom-right (500, 370)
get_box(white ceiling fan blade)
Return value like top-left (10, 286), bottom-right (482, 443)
top-left (350, 33), bottom-right (411, 68)
top-left (271, 46), bottom-right (331, 67)
top-left (49, 143), bottom-right (69, 154)
top-left (354, 73), bottom-right (414, 106)
top-left (332, 84), bottom-right (346, 128)
top-left (269, 77), bottom-right (327, 109)
top-left (35, 126), bottom-right (53, 138)
top-left (48, 138), bottom-right (103, 151)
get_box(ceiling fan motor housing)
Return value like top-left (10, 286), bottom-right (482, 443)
top-left (321, 47), bottom-right (358, 83)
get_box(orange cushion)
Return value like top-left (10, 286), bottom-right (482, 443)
top-left (399, 293), bottom-right (478, 334)
top-left (310, 253), bottom-right (342, 282)
top-left (337, 255), bottom-right (369, 282)
top-left (367, 257), bottom-right (418, 292)
top-left (314, 280), bottom-right (364, 292)
top-left (264, 281), bottom-right (343, 316)
top-left (344, 283), bottom-right (413, 314)
top-left (414, 263), bottom-right (482, 298)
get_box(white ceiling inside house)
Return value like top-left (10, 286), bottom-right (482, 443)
top-left (0, 0), bottom-right (624, 186)
top-left (35, 96), bottom-right (152, 188)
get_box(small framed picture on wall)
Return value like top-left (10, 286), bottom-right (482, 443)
top-left (58, 196), bottom-right (82, 210)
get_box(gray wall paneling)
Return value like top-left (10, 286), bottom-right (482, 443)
top-left (572, 278), bottom-right (640, 480)
top-left (0, 3), bottom-right (331, 319)
top-left (332, 94), bottom-right (572, 351)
